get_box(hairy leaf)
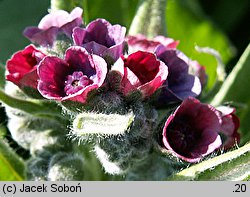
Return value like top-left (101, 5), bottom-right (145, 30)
top-left (168, 143), bottom-right (250, 181)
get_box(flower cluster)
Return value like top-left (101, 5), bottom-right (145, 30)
top-left (5, 6), bottom-right (240, 177)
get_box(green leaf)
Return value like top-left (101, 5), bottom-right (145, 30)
top-left (0, 89), bottom-right (68, 123)
top-left (211, 43), bottom-right (250, 105)
top-left (166, 0), bottom-right (234, 91)
top-left (211, 43), bottom-right (250, 144)
top-left (128, 0), bottom-right (167, 38)
top-left (0, 140), bottom-right (25, 180)
top-left (168, 143), bottom-right (250, 181)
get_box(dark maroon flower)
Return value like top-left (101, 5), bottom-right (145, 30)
top-left (111, 51), bottom-right (168, 98)
top-left (217, 106), bottom-right (240, 150)
top-left (6, 44), bottom-right (45, 89)
top-left (126, 34), bottom-right (179, 53)
top-left (162, 97), bottom-right (222, 163)
top-left (23, 7), bottom-right (83, 46)
top-left (72, 18), bottom-right (126, 61)
top-left (37, 46), bottom-right (107, 103)
top-left (155, 45), bottom-right (202, 105)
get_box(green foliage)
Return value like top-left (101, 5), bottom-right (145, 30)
top-left (212, 44), bottom-right (250, 145)
top-left (0, 140), bottom-right (26, 180)
top-left (166, 0), bottom-right (234, 91)
top-left (129, 0), bottom-right (167, 38)
top-left (168, 143), bottom-right (250, 181)
top-left (0, 89), bottom-right (68, 123)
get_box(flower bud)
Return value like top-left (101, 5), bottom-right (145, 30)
top-left (48, 152), bottom-right (85, 181)
top-left (26, 157), bottom-right (49, 181)
top-left (72, 111), bottom-right (134, 137)
top-left (6, 108), bottom-right (65, 150)
top-left (125, 153), bottom-right (181, 180)
top-left (93, 102), bottom-right (158, 175)
top-left (86, 91), bottom-right (127, 114)
top-left (29, 129), bottom-right (70, 156)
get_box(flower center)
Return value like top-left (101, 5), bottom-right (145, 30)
top-left (167, 121), bottom-right (201, 157)
top-left (64, 71), bottom-right (93, 95)
top-left (72, 80), bottom-right (80, 87)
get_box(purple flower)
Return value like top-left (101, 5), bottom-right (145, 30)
top-left (72, 19), bottom-right (126, 61)
top-left (23, 7), bottom-right (83, 46)
top-left (217, 106), bottom-right (240, 150)
top-left (155, 45), bottom-right (202, 105)
top-left (110, 51), bottom-right (168, 98)
top-left (37, 46), bottom-right (107, 103)
top-left (6, 45), bottom-right (45, 89)
top-left (162, 97), bottom-right (222, 163)
top-left (126, 34), bottom-right (179, 53)
top-left (178, 53), bottom-right (208, 88)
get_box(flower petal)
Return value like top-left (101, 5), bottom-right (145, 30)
top-left (72, 27), bottom-right (87, 45)
top-left (23, 7), bottom-right (83, 46)
top-left (65, 46), bottom-right (96, 77)
top-left (126, 34), bottom-right (179, 53)
top-left (38, 7), bottom-right (83, 29)
top-left (38, 56), bottom-right (70, 100)
top-left (217, 106), bottom-right (240, 149)
top-left (162, 97), bottom-right (222, 162)
top-left (38, 46), bottom-right (107, 103)
top-left (155, 45), bottom-right (202, 104)
top-left (6, 45), bottom-right (45, 89)
top-left (73, 19), bottom-right (126, 61)
top-left (23, 26), bottom-right (59, 46)
top-left (120, 51), bottom-right (168, 97)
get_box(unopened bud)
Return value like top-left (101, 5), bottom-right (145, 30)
top-left (48, 152), bottom-right (85, 181)
top-left (72, 111), bottom-right (134, 137)
top-left (26, 157), bottom-right (49, 181)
